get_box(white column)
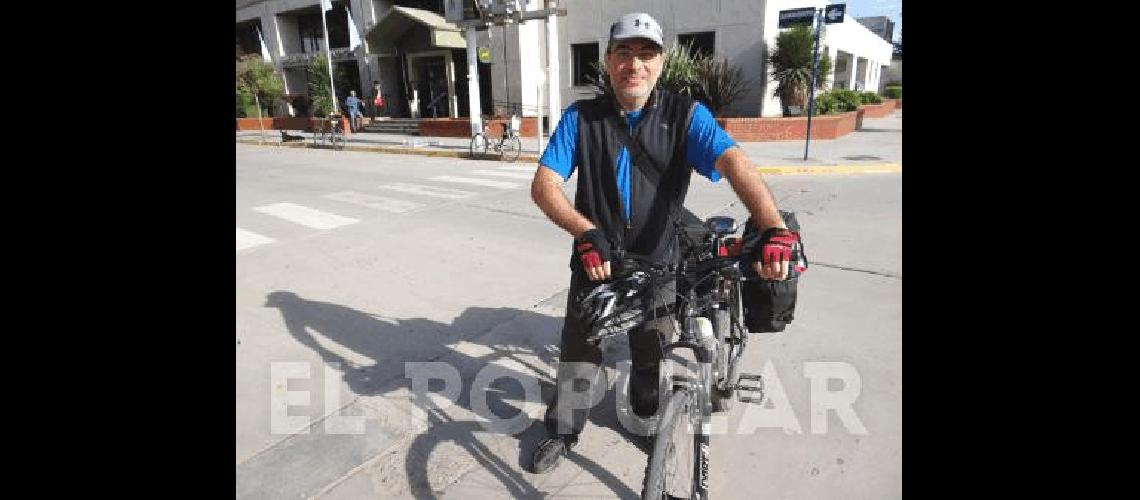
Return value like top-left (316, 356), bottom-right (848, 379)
top-left (465, 28), bottom-right (482, 135)
top-left (824, 47), bottom-right (838, 90)
top-left (844, 53), bottom-right (857, 90)
top-left (856, 57), bottom-right (868, 91)
top-left (445, 52), bottom-right (459, 118)
top-left (869, 61), bottom-right (878, 94)
top-left (546, 12), bottom-right (561, 130)
top-left (537, 81), bottom-right (544, 154)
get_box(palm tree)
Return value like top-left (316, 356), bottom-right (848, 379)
top-left (693, 57), bottom-right (752, 117)
top-left (769, 25), bottom-right (832, 116)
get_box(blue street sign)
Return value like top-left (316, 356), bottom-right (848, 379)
top-left (778, 7), bottom-right (816, 28)
top-left (825, 4), bottom-right (846, 24)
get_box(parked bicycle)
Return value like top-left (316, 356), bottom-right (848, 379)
top-left (469, 115), bottom-right (522, 162)
top-left (312, 112), bottom-right (346, 150)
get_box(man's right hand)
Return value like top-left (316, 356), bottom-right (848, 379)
top-left (576, 229), bottom-right (612, 281)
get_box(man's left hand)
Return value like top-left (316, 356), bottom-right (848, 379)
top-left (753, 227), bottom-right (800, 280)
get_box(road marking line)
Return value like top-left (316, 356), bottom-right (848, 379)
top-left (470, 169), bottom-right (534, 180)
top-left (251, 202), bottom-right (359, 230)
top-left (322, 191), bottom-right (424, 213)
top-left (429, 175), bottom-right (520, 189)
top-left (236, 228), bottom-right (275, 251)
top-left (375, 182), bottom-right (476, 199)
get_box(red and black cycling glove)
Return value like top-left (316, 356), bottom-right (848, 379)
top-left (757, 227), bottom-right (805, 273)
top-left (576, 229), bottom-right (612, 269)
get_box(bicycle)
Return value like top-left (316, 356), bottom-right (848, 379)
top-left (312, 113), bottom-right (346, 150)
top-left (469, 119), bottom-right (522, 162)
top-left (577, 215), bottom-right (790, 499)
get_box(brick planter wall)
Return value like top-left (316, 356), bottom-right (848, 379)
top-left (858, 102), bottom-right (895, 118)
top-left (236, 116), bottom-right (351, 134)
top-left (715, 111), bottom-right (859, 141)
top-left (419, 117), bottom-right (539, 138)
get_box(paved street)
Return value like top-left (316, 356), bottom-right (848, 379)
top-left (236, 121), bottom-right (901, 499)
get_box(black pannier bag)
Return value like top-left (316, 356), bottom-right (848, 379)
top-left (740, 211), bottom-right (808, 333)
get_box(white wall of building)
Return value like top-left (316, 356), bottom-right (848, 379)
top-left (240, 0), bottom-right (897, 119)
top-left (237, 0), bottom-right (394, 116)
top-left (479, 0), bottom-right (548, 118)
top-left (818, 11), bottom-right (893, 95)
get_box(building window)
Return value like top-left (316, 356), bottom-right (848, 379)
top-left (677, 31), bottom-right (715, 59)
top-left (298, 13), bottom-right (324, 53)
top-left (571, 42), bottom-right (600, 86)
top-left (236, 21), bottom-right (262, 59)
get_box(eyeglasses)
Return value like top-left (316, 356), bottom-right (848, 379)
top-left (609, 48), bottom-right (661, 62)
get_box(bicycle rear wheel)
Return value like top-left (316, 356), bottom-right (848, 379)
top-left (500, 135), bottom-right (522, 162)
top-left (642, 388), bottom-right (699, 500)
top-left (332, 129), bottom-right (346, 150)
top-left (469, 133), bottom-right (488, 159)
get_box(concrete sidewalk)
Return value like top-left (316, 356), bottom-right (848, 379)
top-left (236, 110), bottom-right (901, 172)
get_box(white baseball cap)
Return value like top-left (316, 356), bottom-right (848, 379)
top-left (608, 13), bottom-right (664, 49)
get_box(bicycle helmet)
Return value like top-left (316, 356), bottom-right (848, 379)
top-left (576, 271), bottom-right (655, 340)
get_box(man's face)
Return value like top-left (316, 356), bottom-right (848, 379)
top-left (605, 38), bottom-right (664, 101)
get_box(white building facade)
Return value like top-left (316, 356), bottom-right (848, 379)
top-left (237, 0), bottom-right (894, 120)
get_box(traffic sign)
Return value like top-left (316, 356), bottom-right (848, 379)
top-left (778, 7), bottom-right (816, 28)
top-left (824, 4), bottom-right (846, 24)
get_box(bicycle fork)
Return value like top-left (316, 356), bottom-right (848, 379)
top-left (686, 317), bottom-right (717, 499)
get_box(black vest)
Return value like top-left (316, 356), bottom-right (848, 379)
top-left (570, 89), bottom-right (698, 274)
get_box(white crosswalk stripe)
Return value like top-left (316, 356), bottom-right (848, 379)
top-left (493, 165), bottom-right (539, 173)
top-left (252, 202), bottom-right (359, 230)
top-left (430, 175), bottom-right (520, 189)
top-left (375, 182), bottom-right (477, 199)
top-left (236, 228), bottom-right (275, 252)
top-left (470, 169), bottom-right (535, 180)
top-left (322, 191), bottom-right (424, 213)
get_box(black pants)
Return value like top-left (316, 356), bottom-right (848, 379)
top-left (543, 272), bottom-right (677, 438)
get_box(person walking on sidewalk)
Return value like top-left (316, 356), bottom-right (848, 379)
top-left (344, 90), bottom-right (364, 132)
top-left (527, 12), bottom-right (803, 473)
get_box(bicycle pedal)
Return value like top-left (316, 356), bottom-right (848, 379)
top-left (738, 394), bottom-right (765, 404)
top-left (735, 373), bottom-right (765, 404)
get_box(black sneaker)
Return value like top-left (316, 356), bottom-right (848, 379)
top-left (530, 435), bottom-right (577, 474)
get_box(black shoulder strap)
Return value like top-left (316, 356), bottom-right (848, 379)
top-left (603, 98), bottom-right (702, 253)
top-left (603, 98), bottom-right (698, 186)
top-left (603, 113), bottom-right (662, 185)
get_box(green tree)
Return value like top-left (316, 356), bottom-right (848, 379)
top-left (307, 54), bottom-right (334, 117)
top-left (307, 54), bottom-right (352, 117)
top-left (769, 24), bottom-right (832, 116)
top-left (236, 55), bottom-right (284, 117)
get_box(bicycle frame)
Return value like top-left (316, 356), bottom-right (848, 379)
top-left (652, 222), bottom-right (752, 499)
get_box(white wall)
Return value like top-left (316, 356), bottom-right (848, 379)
top-left (555, 0), bottom-right (769, 115)
top-left (820, 12), bottom-right (893, 92)
top-left (758, 0), bottom-right (893, 115)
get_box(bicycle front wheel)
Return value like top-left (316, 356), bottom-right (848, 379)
top-left (469, 133), bottom-right (488, 159)
top-left (332, 130), bottom-right (346, 150)
top-left (500, 135), bottom-right (522, 162)
top-left (711, 308), bottom-right (734, 413)
top-left (642, 388), bottom-right (699, 500)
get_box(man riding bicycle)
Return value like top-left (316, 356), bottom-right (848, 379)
top-left (528, 12), bottom-right (803, 473)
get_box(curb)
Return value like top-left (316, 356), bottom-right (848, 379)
top-left (237, 139), bottom-right (899, 174)
top-left (755, 164), bottom-right (901, 175)
top-left (236, 138), bottom-right (540, 162)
